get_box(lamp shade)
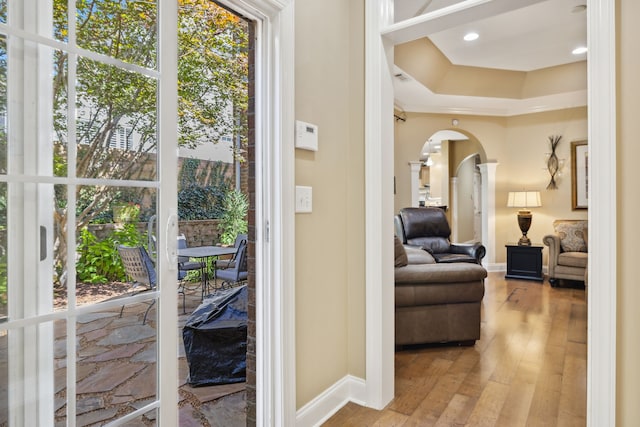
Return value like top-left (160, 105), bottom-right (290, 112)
top-left (507, 191), bottom-right (541, 208)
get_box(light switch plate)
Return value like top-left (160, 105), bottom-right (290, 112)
top-left (295, 186), bottom-right (312, 213)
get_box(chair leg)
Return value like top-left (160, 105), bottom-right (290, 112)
top-left (178, 282), bottom-right (186, 314)
top-left (142, 299), bottom-right (156, 325)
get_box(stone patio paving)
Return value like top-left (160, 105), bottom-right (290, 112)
top-left (0, 284), bottom-right (246, 427)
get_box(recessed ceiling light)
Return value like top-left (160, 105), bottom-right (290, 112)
top-left (463, 32), bottom-right (479, 42)
top-left (572, 46), bottom-right (588, 55)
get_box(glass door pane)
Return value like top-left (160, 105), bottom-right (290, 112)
top-left (0, 0), bottom-right (177, 424)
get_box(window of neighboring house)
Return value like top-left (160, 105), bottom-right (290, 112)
top-left (77, 119), bottom-right (99, 145)
top-left (77, 119), bottom-right (133, 151)
top-left (109, 126), bottom-right (133, 150)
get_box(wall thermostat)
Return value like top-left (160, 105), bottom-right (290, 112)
top-left (295, 120), bottom-right (318, 151)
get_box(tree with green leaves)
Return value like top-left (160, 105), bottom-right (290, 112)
top-left (51, 0), bottom-right (248, 285)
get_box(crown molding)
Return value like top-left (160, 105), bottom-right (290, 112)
top-left (395, 84), bottom-right (587, 117)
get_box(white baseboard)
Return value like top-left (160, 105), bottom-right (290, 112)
top-left (295, 375), bottom-right (367, 427)
top-left (486, 262), bottom-right (506, 272)
top-left (485, 263), bottom-right (549, 275)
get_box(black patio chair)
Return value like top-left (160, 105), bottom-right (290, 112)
top-left (177, 234), bottom-right (206, 301)
top-left (117, 245), bottom-right (157, 324)
top-left (214, 234), bottom-right (247, 270)
top-left (214, 239), bottom-right (248, 290)
top-left (117, 244), bottom-right (186, 323)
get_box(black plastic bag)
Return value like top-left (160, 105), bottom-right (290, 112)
top-left (182, 285), bottom-right (247, 386)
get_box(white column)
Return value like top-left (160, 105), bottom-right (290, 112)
top-left (478, 162), bottom-right (498, 266)
top-left (440, 141), bottom-right (449, 207)
top-left (450, 177), bottom-right (458, 242)
top-left (473, 169), bottom-right (482, 242)
top-left (409, 161), bottom-right (422, 207)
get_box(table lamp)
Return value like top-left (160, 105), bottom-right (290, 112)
top-left (507, 191), bottom-right (542, 246)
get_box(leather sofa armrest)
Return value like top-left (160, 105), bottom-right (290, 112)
top-left (449, 242), bottom-right (486, 264)
top-left (394, 215), bottom-right (406, 243)
top-left (404, 244), bottom-right (424, 250)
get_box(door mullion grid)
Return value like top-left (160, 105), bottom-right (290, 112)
top-left (2, 0), bottom-right (175, 425)
top-left (65, 0), bottom-right (78, 419)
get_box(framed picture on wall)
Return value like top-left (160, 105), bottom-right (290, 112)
top-left (571, 140), bottom-right (588, 210)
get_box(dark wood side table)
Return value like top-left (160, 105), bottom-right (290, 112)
top-left (505, 243), bottom-right (544, 282)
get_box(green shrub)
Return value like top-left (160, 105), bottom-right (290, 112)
top-left (217, 189), bottom-right (248, 245)
top-left (178, 184), bottom-right (227, 220)
top-left (76, 224), bottom-right (146, 283)
top-left (113, 202), bottom-right (141, 223)
top-left (178, 158), bottom-right (231, 220)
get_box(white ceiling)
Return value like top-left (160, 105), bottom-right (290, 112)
top-left (392, 0), bottom-right (587, 114)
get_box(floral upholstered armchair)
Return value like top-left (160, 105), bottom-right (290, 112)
top-left (543, 220), bottom-right (588, 287)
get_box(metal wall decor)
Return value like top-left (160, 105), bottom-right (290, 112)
top-left (546, 135), bottom-right (562, 189)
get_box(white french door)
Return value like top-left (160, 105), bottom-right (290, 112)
top-left (0, 0), bottom-right (178, 425)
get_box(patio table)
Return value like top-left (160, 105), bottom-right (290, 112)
top-left (177, 246), bottom-right (237, 298)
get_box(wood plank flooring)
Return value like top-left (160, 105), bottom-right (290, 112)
top-left (322, 272), bottom-right (587, 427)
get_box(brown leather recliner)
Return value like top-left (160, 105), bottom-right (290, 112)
top-left (393, 208), bottom-right (488, 347)
top-left (395, 207), bottom-right (486, 264)
top-left (394, 239), bottom-right (487, 346)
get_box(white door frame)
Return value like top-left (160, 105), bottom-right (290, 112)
top-left (364, 0), bottom-right (396, 409)
top-left (365, 1), bottom-right (617, 425)
top-left (586, 0), bottom-right (616, 424)
top-left (217, 0), bottom-right (296, 424)
top-left (6, 1), bottom-right (56, 424)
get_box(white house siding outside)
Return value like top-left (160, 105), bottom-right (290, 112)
top-left (179, 134), bottom-right (234, 163)
top-left (74, 105), bottom-right (234, 164)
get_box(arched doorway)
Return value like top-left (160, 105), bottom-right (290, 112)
top-left (452, 153), bottom-right (482, 244)
top-left (410, 129), bottom-right (492, 259)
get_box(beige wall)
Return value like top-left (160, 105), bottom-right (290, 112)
top-left (294, 0), bottom-right (365, 409)
top-left (618, 0), bottom-right (640, 423)
top-left (395, 107), bottom-right (587, 264)
top-left (292, 0), bottom-right (640, 423)
top-left (346, 0), bottom-right (366, 392)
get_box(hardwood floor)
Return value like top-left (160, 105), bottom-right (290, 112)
top-left (322, 272), bottom-right (587, 427)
